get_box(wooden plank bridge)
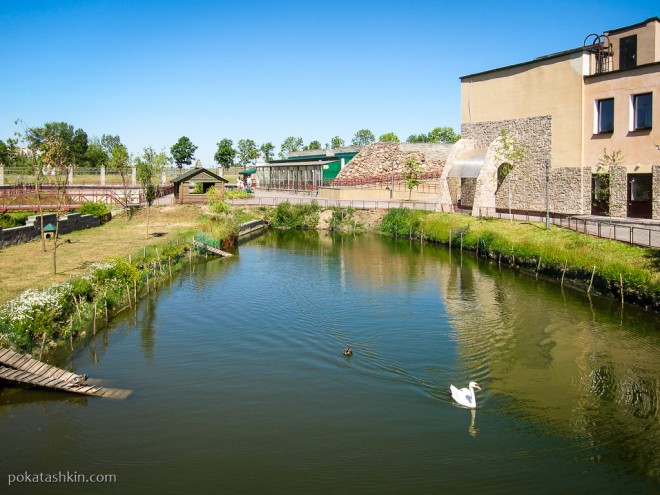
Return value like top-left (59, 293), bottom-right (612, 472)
top-left (0, 347), bottom-right (132, 399)
top-left (192, 238), bottom-right (233, 257)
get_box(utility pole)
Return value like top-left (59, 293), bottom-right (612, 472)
top-left (545, 159), bottom-right (550, 230)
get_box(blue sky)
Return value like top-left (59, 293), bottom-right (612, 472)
top-left (0, 1), bottom-right (657, 164)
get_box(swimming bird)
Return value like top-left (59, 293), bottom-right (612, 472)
top-left (343, 347), bottom-right (353, 357)
top-left (450, 381), bottom-right (481, 409)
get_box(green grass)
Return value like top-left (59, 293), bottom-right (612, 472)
top-left (381, 209), bottom-right (660, 308)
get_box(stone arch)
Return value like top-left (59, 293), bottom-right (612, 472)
top-left (437, 138), bottom-right (476, 212)
top-left (470, 137), bottom-right (504, 217)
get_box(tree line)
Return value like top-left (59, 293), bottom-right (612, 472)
top-left (1, 121), bottom-right (460, 172)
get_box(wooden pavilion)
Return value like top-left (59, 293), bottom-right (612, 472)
top-left (171, 167), bottom-right (228, 204)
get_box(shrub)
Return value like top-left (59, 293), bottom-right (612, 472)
top-left (78, 200), bottom-right (110, 218)
top-left (0, 213), bottom-right (30, 228)
top-left (225, 189), bottom-right (253, 199)
top-left (209, 200), bottom-right (232, 214)
top-left (381, 208), bottom-right (429, 236)
top-left (269, 201), bottom-right (321, 229)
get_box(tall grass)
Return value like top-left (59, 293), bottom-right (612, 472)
top-left (381, 209), bottom-right (660, 308)
top-left (268, 201), bottom-right (321, 229)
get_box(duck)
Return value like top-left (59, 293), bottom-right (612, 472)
top-left (71, 373), bottom-right (89, 387)
top-left (343, 347), bottom-right (353, 357)
top-left (450, 381), bottom-right (481, 409)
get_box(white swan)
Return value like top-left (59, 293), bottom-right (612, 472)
top-left (450, 381), bottom-right (481, 409)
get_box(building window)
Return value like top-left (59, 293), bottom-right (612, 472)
top-left (620, 35), bottom-right (637, 70)
top-left (595, 98), bottom-right (614, 133)
top-left (632, 93), bottom-right (652, 130)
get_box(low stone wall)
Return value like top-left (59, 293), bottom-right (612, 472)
top-left (0, 213), bottom-right (101, 249)
top-left (335, 142), bottom-right (452, 180)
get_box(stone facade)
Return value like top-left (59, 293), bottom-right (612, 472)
top-left (461, 178), bottom-right (477, 207)
top-left (609, 166), bottom-right (628, 218)
top-left (335, 142), bottom-right (452, 180)
top-left (0, 213), bottom-right (100, 249)
top-left (462, 116), bottom-right (591, 215)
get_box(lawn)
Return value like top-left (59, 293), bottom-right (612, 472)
top-left (0, 205), bottom-right (204, 306)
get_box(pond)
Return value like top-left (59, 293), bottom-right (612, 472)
top-left (1, 230), bottom-right (659, 494)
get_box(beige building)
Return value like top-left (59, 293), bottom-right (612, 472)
top-left (446, 17), bottom-right (660, 219)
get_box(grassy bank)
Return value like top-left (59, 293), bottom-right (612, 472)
top-left (380, 209), bottom-right (660, 310)
top-left (0, 204), bottom-right (241, 352)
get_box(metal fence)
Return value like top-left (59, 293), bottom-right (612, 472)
top-left (227, 195), bottom-right (439, 211)
top-left (474, 207), bottom-right (660, 249)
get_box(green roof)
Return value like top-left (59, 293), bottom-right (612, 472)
top-left (43, 223), bottom-right (57, 232)
top-left (239, 168), bottom-right (256, 175)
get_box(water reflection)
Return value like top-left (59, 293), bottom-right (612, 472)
top-left (1, 231), bottom-right (659, 492)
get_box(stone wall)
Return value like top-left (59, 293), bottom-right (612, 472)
top-left (609, 166), bottom-right (628, 218)
top-left (462, 116), bottom-right (590, 215)
top-left (0, 213), bottom-right (101, 249)
top-left (461, 178), bottom-right (477, 207)
top-left (653, 165), bottom-right (660, 220)
top-left (335, 142), bottom-right (452, 180)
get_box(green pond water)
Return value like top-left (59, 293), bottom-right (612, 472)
top-left (1, 230), bottom-right (659, 494)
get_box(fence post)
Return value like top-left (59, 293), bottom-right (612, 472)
top-left (100, 165), bottom-right (106, 186)
top-left (630, 227), bottom-right (633, 245)
top-left (0, 165), bottom-right (4, 186)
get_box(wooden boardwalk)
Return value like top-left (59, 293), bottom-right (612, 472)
top-left (0, 347), bottom-right (132, 399)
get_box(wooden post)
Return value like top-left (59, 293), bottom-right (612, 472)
top-left (93, 301), bottom-right (97, 335)
top-left (449, 229), bottom-right (452, 253)
top-left (587, 266), bottom-right (596, 293)
top-left (561, 260), bottom-right (567, 286)
top-left (620, 274), bottom-right (624, 305)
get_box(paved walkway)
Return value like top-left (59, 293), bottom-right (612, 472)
top-left (157, 189), bottom-right (660, 249)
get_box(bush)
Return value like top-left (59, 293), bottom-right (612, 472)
top-left (0, 213), bottom-right (30, 228)
top-left (209, 200), bottom-right (232, 214)
top-left (269, 201), bottom-right (321, 229)
top-left (225, 189), bottom-right (253, 199)
top-left (78, 200), bottom-right (110, 218)
top-left (381, 208), bottom-right (429, 236)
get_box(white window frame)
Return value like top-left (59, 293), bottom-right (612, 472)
top-left (594, 98), bottom-right (614, 134)
top-left (629, 93), bottom-right (653, 131)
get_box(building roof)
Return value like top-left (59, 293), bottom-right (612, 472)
top-left (460, 47), bottom-right (585, 80)
top-left (257, 158), bottom-right (339, 168)
top-left (605, 16), bottom-right (660, 35)
top-left (170, 167), bottom-right (228, 184)
top-left (461, 17), bottom-right (660, 81)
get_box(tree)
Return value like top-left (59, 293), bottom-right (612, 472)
top-left (237, 138), bottom-right (259, 167)
top-left (379, 132), bottom-right (400, 142)
top-left (351, 129), bottom-right (375, 146)
top-left (71, 128), bottom-right (88, 167)
top-left (110, 143), bottom-right (132, 215)
top-left (279, 136), bottom-right (303, 159)
top-left (406, 133), bottom-right (429, 143)
top-left (306, 140), bottom-right (322, 150)
top-left (214, 139), bottom-right (236, 170)
top-left (101, 135), bottom-right (121, 156)
top-left (260, 142), bottom-right (275, 162)
top-left (402, 154), bottom-right (424, 200)
top-left (427, 126), bottom-right (460, 143)
top-left (40, 121), bottom-right (77, 274)
top-left (135, 147), bottom-right (169, 238)
top-left (84, 142), bottom-right (108, 168)
top-left (331, 136), bottom-right (345, 149)
top-left (170, 136), bottom-right (198, 170)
